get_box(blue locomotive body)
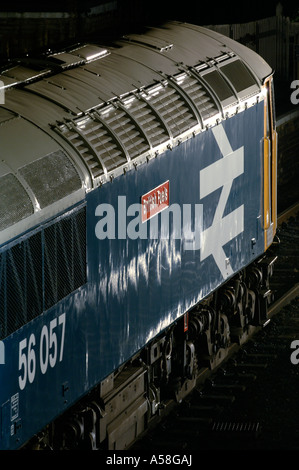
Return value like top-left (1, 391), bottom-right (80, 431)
top-left (1, 103), bottom-right (264, 449)
top-left (0, 22), bottom-right (276, 449)
top-left (87, 103), bottom-right (265, 375)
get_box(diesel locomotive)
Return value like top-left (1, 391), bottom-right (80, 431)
top-left (0, 21), bottom-right (277, 450)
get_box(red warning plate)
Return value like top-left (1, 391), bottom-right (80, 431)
top-left (141, 181), bottom-right (169, 223)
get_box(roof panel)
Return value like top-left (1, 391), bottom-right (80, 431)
top-left (122, 33), bottom-right (173, 52)
top-left (2, 88), bottom-right (69, 128)
top-left (0, 107), bottom-right (17, 124)
top-left (176, 21), bottom-right (272, 81)
top-left (27, 73), bottom-right (105, 114)
top-left (120, 24), bottom-right (227, 67)
top-left (219, 59), bottom-right (259, 98)
top-left (201, 69), bottom-right (236, 106)
top-left (114, 41), bottom-right (181, 77)
top-left (0, 116), bottom-right (59, 170)
top-left (86, 53), bottom-right (164, 94)
top-left (2, 65), bottom-right (50, 83)
top-left (0, 21), bottom-right (273, 237)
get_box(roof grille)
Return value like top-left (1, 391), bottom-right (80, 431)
top-left (98, 105), bottom-right (150, 160)
top-left (142, 82), bottom-right (198, 137)
top-left (174, 73), bottom-right (219, 121)
top-left (122, 95), bottom-right (169, 147)
top-left (56, 103), bottom-right (153, 178)
top-left (19, 150), bottom-right (82, 208)
top-left (0, 174), bottom-right (33, 231)
top-left (59, 123), bottom-right (105, 178)
top-left (78, 116), bottom-right (125, 173)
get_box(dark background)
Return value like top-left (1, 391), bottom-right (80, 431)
top-left (0, 0), bottom-right (298, 119)
top-left (0, 0), bottom-right (297, 22)
top-left (0, 1), bottom-right (298, 62)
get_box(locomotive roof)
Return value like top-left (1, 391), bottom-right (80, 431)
top-left (0, 21), bottom-right (273, 242)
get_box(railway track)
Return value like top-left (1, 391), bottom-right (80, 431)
top-left (131, 202), bottom-right (299, 452)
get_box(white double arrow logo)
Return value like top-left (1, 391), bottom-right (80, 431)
top-left (200, 124), bottom-right (244, 279)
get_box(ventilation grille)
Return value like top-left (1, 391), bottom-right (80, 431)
top-left (142, 82), bottom-right (198, 137)
top-left (0, 207), bottom-right (86, 340)
top-left (56, 80), bottom-right (209, 179)
top-left (44, 207), bottom-right (86, 309)
top-left (82, 114), bottom-right (126, 173)
top-left (19, 150), bottom-right (82, 209)
top-left (123, 95), bottom-right (169, 147)
top-left (59, 122), bottom-right (105, 178)
top-left (98, 105), bottom-right (150, 160)
top-left (0, 174), bottom-right (34, 231)
top-left (58, 104), bottom-right (152, 178)
top-left (174, 73), bottom-right (219, 120)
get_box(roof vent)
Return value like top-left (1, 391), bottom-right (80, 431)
top-left (122, 34), bottom-right (173, 52)
top-left (68, 45), bottom-right (110, 62)
top-left (49, 44), bottom-right (110, 69)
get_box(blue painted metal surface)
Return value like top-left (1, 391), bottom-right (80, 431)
top-left (0, 102), bottom-right (265, 449)
top-left (87, 102), bottom-right (264, 376)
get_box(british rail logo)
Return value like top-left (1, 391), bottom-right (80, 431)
top-left (0, 80), bottom-right (4, 104)
top-left (290, 80), bottom-right (299, 105)
top-left (95, 123), bottom-right (244, 279)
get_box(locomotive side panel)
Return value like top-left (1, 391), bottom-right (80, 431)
top-left (0, 101), bottom-right (264, 450)
top-left (87, 101), bottom-right (265, 380)
top-left (0, 205), bottom-right (89, 450)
